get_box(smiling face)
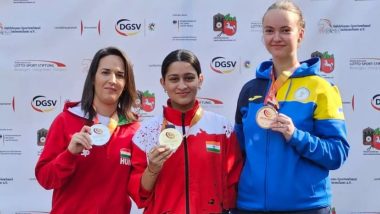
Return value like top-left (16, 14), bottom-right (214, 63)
top-left (262, 9), bottom-right (304, 62)
top-left (93, 55), bottom-right (126, 109)
top-left (160, 61), bottom-right (203, 112)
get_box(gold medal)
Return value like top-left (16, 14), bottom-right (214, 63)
top-left (256, 106), bottom-right (278, 129)
top-left (159, 128), bottom-right (183, 150)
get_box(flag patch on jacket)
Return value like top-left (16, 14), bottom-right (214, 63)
top-left (120, 148), bottom-right (131, 166)
top-left (206, 141), bottom-right (220, 153)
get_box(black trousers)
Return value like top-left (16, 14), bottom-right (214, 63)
top-left (232, 206), bottom-right (331, 214)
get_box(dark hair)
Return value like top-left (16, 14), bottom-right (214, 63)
top-left (161, 49), bottom-right (201, 78)
top-left (81, 46), bottom-right (137, 122)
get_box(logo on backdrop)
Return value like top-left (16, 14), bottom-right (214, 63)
top-left (0, 177), bottom-right (14, 185)
top-left (371, 94), bottom-right (380, 111)
top-left (141, 91), bottom-right (155, 112)
top-left (0, 22), bottom-right (41, 35)
top-left (37, 128), bottom-right (48, 146)
top-left (148, 22), bottom-right (156, 31)
top-left (31, 95), bottom-right (59, 113)
top-left (244, 60), bottom-right (251, 69)
top-left (0, 128), bottom-right (22, 150)
top-left (54, 20), bottom-right (100, 36)
top-left (250, 21), bottom-right (262, 32)
top-left (0, 22), bottom-right (9, 35)
top-left (363, 127), bottom-right (380, 154)
top-left (0, 97), bottom-right (15, 112)
top-left (13, 0), bottom-right (35, 4)
top-left (198, 97), bottom-right (223, 106)
top-left (349, 58), bottom-right (380, 71)
top-left (14, 60), bottom-right (66, 72)
top-left (133, 90), bottom-right (155, 121)
top-left (210, 57), bottom-right (239, 74)
top-left (318, 18), bottom-right (371, 34)
top-left (311, 51), bottom-right (335, 74)
top-left (81, 20), bottom-right (101, 35)
top-left (172, 13), bottom-right (197, 41)
top-left (115, 19), bottom-right (142, 36)
top-left (342, 95), bottom-right (355, 111)
top-left (213, 13), bottom-right (237, 41)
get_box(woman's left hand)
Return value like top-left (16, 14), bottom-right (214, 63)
top-left (270, 113), bottom-right (295, 142)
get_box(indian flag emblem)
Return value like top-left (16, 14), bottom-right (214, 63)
top-left (206, 141), bottom-right (221, 153)
top-left (120, 148), bottom-right (131, 166)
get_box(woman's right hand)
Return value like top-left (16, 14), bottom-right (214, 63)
top-left (67, 126), bottom-right (92, 154)
top-left (147, 145), bottom-right (172, 174)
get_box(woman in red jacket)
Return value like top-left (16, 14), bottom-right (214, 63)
top-left (129, 49), bottom-right (243, 213)
top-left (35, 47), bottom-right (140, 214)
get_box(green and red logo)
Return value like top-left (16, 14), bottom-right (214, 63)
top-left (213, 13), bottom-right (237, 36)
top-left (363, 127), bottom-right (380, 150)
top-left (141, 90), bottom-right (155, 112)
top-left (311, 51), bottom-right (335, 73)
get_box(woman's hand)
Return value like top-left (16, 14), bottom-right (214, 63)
top-left (67, 126), bottom-right (92, 154)
top-left (270, 113), bottom-right (295, 142)
top-left (147, 145), bottom-right (172, 174)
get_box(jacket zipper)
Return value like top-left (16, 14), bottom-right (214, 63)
top-left (181, 113), bottom-right (190, 214)
top-left (264, 77), bottom-right (272, 211)
top-left (264, 130), bottom-right (269, 211)
top-left (264, 78), bottom-right (292, 210)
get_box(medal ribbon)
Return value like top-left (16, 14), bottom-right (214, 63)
top-left (264, 69), bottom-right (293, 110)
top-left (92, 106), bottom-right (119, 135)
top-left (161, 106), bottom-right (203, 137)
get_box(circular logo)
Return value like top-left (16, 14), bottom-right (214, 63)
top-left (371, 94), bottom-right (380, 111)
top-left (93, 127), bottom-right (103, 134)
top-left (263, 109), bottom-right (273, 117)
top-left (165, 131), bottom-right (175, 139)
top-left (159, 128), bottom-right (183, 150)
top-left (256, 106), bottom-right (278, 129)
top-left (294, 87), bottom-right (310, 101)
top-left (90, 124), bottom-right (110, 146)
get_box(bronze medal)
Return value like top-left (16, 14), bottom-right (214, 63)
top-left (256, 106), bottom-right (278, 129)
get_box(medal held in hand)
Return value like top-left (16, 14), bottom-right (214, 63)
top-left (159, 127), bottom-right (183, 150)
top-left (90, 124), bottom-right (111, 146)
top-left (256, 105), bottom-right (278, 129)
top-left (256, 69), bottom-right (292, 129)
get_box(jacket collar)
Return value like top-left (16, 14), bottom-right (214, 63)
top-left (65, 101), bottom-right (129, 125)
top-left (163, 99), bottom-right (200, 126)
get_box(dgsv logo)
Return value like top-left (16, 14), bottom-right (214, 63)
top-left (210, 57), bottom-right (237, 74)
top-left (371, 94), bottom-right (380, 111)
top-left (31, 95), bottom-right (58, 112)
top-left (115, 19), bottom-right (142, 36)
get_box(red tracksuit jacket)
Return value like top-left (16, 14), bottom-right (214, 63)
top-left (129, 100), bottom-right (243, 214)
top-left (35, 102), bottom-right (140, 214)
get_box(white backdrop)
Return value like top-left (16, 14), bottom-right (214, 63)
top-left (1, 0), bottom-right (379, 213)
